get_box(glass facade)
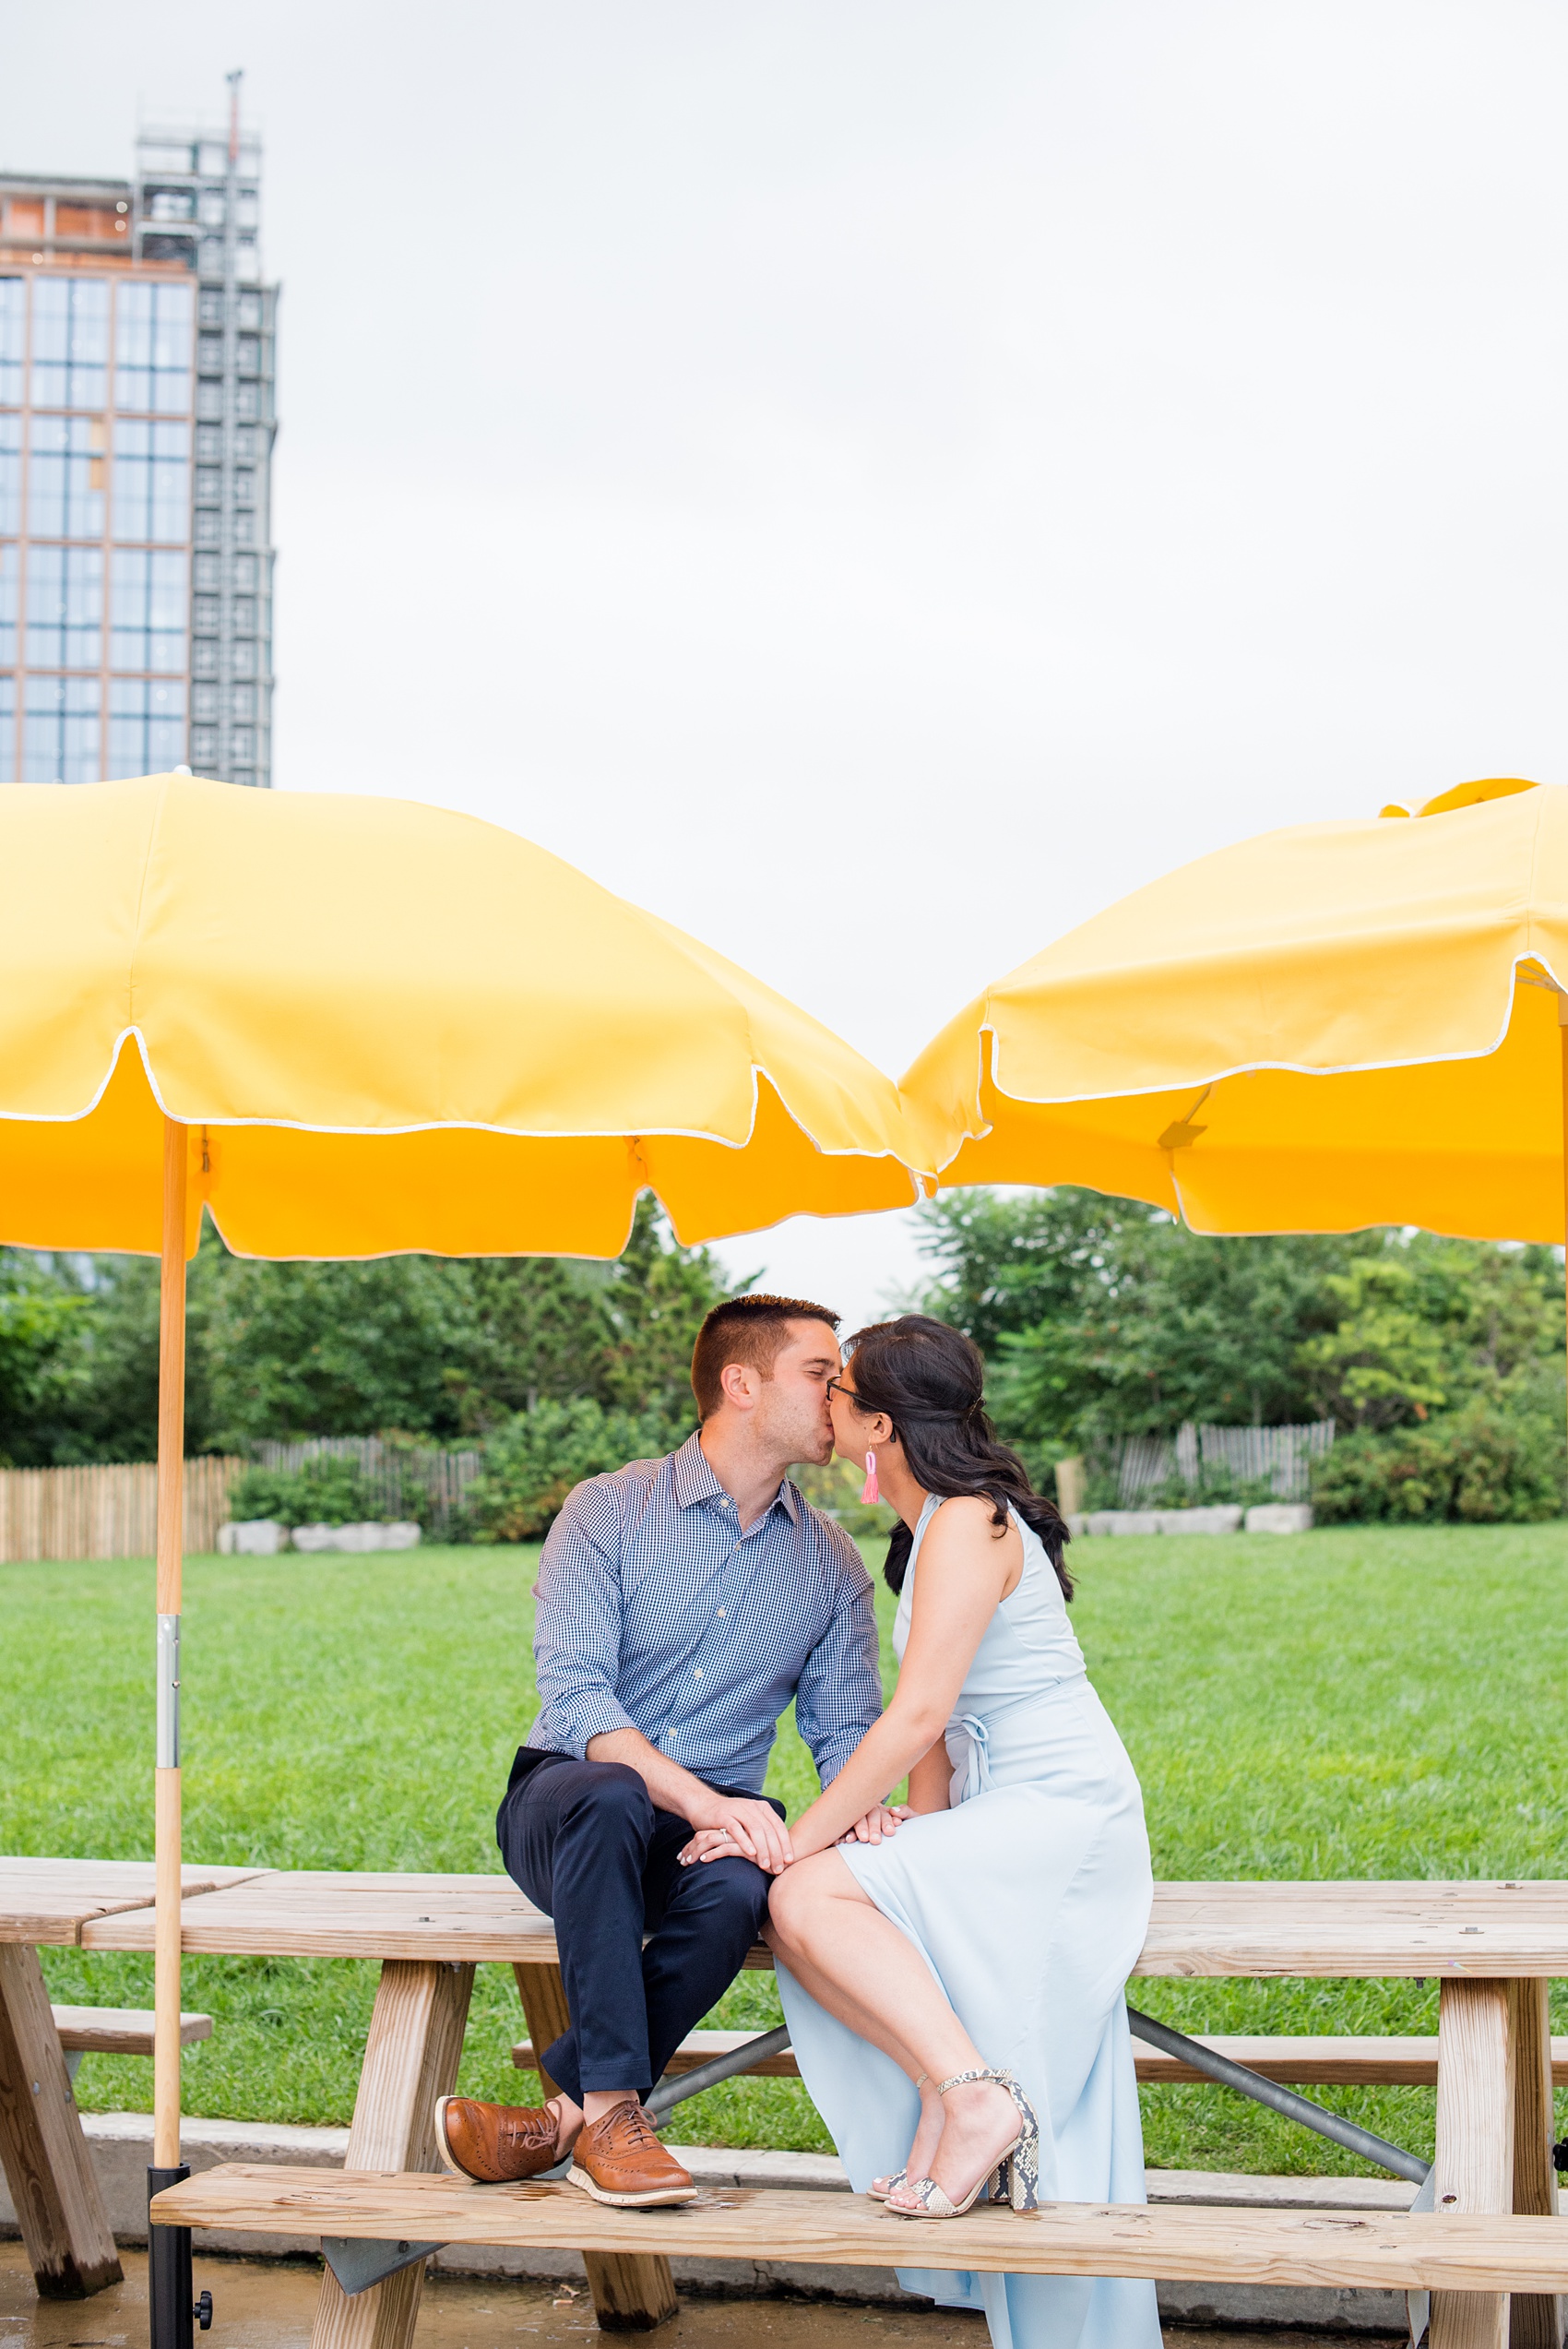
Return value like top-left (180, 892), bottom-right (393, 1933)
top-left (112, 418), bottom-right (190, 542)
top-left (0, 257), bottom-right (196, 783)
top-left (134, 121), bottom-right (275, 786)
top-left (111, 547), bottom-right (186, 672)
top-left (0, 280), bottom-right (21, 406)
top-left (24, 674), bottom-right (99, 785)
top-left (26, 545), bottom-right (102, 668)
top-left (108, 675), bottom-right (184, 775)
top-left (31, 280), bottom-right (109, 409)
top-left (114, 281), bottom-right (193, 413)
top-left (2, 124), bottom-right (272, 790)
top-left (30, 415), bottom-right (105, 539)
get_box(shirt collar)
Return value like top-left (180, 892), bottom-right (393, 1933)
top-left (671, 1431), bottom-right (800, 1525)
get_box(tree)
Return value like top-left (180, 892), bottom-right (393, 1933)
top-left (913, 1186), bottom-right (1564, 1468)
top-left (916, 1190), bottom-right (1369, 1454)
top-left (0, 1197), bottom-right (737, 1461)
top-left (196, 1246), bottom-right (479, 1447)
top-left (0, 1254), bottom-right (90, 1465)
top-left (599, 1196), bottom-right (736, 1425)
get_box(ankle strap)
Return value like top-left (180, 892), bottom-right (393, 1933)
top-left (934, 2067), bottom-right (1010, 2095)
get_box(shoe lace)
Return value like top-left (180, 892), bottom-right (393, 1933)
top-left (610, 2101), bottom-right (660, 2151)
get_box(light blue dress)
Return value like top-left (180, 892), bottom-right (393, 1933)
top-left (778, 1496), bottom-right (1161, 2349)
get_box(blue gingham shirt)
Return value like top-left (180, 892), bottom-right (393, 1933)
top-left (529, 1433), bottom-right (883, 1795)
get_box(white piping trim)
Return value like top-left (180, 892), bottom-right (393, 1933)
top-left (0, 1028), bottom-right (932, 1189)
top-left (930, 950), bottom-right (1563, 1174)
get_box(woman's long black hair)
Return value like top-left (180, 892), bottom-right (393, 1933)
top-left (842, 1314), bottom-right (1073, 1601)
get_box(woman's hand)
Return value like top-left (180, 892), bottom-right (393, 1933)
top-left (838, 1804), bottom-right (912, 1845)
top-left (677, 1827), bottom-right (733, 1866)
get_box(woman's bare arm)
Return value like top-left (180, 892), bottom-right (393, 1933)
top-left (783, 1497), bottom-right (1022, 1859)
top-left (905, 1742), bottom-right (953, 1814)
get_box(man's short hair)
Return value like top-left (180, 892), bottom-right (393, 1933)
top-left (691, 1294), bottom-right (841, 1421)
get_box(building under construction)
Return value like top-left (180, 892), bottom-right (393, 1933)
top-left (0, 81), bottom-right (277, 788)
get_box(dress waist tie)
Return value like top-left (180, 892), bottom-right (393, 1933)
top-left (948, 1675), bottom-right (1085, 1805)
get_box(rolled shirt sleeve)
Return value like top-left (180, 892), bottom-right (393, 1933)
top-left (529, 1482), bottom-right (639, 1759)
top-left (792, 1537), bottom-right (885, 1788)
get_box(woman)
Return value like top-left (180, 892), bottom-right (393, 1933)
top-left (729, 1316), bottom-right (1157, 2349)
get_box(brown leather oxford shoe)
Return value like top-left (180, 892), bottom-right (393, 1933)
top-left (434, 2093), bottom-right (563, 2184)
top-left (567, 2098), bottom-right (695, 2206)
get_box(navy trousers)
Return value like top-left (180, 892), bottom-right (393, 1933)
top-left (497, 1749), bottom-right (780, 2105)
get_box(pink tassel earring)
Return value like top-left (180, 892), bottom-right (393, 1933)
top-left (861, 1450), bottom-right (879, 1506)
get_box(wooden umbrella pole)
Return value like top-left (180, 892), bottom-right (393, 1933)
top-left (154, 1119), bottom-right (188, 2174)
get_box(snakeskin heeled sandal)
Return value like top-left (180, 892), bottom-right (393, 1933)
top-left (888, 2068), bottom-right (1040, 2218)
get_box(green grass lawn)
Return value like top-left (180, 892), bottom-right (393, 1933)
top-left (4, 1521), bottom-right (1566, 2175)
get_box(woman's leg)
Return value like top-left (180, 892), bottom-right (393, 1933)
top-left (768, 1853), bottom-right (1022, 2204)
top-left (765, 1922), bottom-right (946, 2185)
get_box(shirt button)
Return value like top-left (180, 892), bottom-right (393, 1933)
top-left (693, 1667), bottom-right (703, 1678)
top-left (716, 1607), bottom-right (726, 1618)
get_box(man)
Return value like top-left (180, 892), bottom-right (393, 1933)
top-left (436, 1294), bottom-right (883, 2208)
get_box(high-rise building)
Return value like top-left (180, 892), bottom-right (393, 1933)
top-left (0, 81), bottom-right (277, 789)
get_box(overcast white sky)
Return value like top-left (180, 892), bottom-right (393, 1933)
top-left (6, 2), bottom-right (1565, 1327)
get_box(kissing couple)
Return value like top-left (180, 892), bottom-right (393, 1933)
top-left (437, 1294), bottom-right (1159, 2349)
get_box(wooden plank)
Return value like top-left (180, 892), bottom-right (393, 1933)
top-left (50, 2006), bottom-right (212, 2055)
top-left (515, 2026), bottom-right (803, 2081)
top-left (1510, 1980), bottom-right (1564, 2349)
top-left (308, 1960), bottom-right (473, 2349)
top-left (151, 2164), bottom-right (1568, 2293)
top-left (1431, 1976), bottom-right (1516, 2349)
top-left (511, 1963), bottom-right (572, 2102)
top-left (512, 1961), bottom-right (678, 2332)
top-left (0, 1944), bottom-right (121, 2298)
top-left (516, 2027), bottom-right (1568, 2089)
top-left (81, 1869), bottom-right (566, 1961)
top-left (0, 1859), bottom-right (267, 1947)
top-left (1134, 1880), bottom-right (1568, 1979)
top-left (71, 1870), bottom-right (1568, 1976)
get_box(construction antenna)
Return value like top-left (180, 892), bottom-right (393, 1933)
top-left (226, 68), bottom-right (244, 162)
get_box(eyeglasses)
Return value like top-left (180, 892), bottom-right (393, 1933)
top-left (826, 1377), bottom-right (867, 1410)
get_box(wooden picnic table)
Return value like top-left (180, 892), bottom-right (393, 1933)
top-left (3, 1861), bottom-right (1563, 2349)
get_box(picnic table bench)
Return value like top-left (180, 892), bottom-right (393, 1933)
top-left (3, 1859), bottom-right (1565, 2349)
top-left (520, 2025), bottom-right (1568, 2087)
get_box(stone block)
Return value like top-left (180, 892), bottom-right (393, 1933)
top-left (1244, 1503), bottom-right (1314, 1534)
top-left (290, 1520), bottom-right (422, 1553)
top-left (217, 1519), bottom-right (287, 1556)
top-left (1154, 1507), bottom-right (1243, 1536)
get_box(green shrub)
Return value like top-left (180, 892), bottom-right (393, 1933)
top-left (227, 1457), bottom-right (377, 1528)
top-left (463, 1400), bottom-right (683, 1543)
top-left (1311, 1402), bottom-right (1565, 1526)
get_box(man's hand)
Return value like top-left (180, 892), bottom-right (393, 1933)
top-left (839, 1804), bottom-right (911, 1846)
top-left (679, 1792), bottom-right (794, 1874)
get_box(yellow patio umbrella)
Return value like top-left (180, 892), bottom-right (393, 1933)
top-left (0, 773), bottom-right (933, 2324)
top-left (907, 774), bottom-right (1568, 1246)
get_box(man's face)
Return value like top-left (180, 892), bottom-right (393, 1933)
top-left (751, 1318), bottom-right (841, 1467)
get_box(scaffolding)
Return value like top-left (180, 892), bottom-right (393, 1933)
top-left (134, 75), bottom-right (277, 789)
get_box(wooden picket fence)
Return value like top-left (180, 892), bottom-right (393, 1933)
top-left (0, 1456), bottom-right (247, 1563)
top-left (253, 1436), bottom-right (481, 1538)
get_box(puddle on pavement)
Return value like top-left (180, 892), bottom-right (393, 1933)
top-left (0, 2245), bottom-right (1399, 2348)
